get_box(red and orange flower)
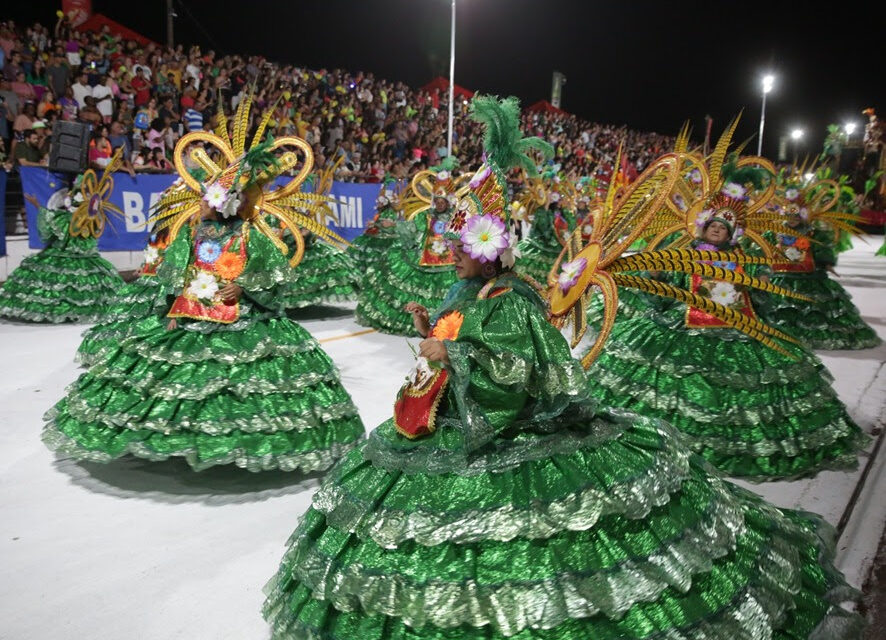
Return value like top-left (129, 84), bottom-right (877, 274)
top-left (431, 311), bottom-right (464, 341)
top-left (215, 252), bottom-right (246, 281)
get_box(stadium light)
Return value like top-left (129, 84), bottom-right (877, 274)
top-left (447, 0), bottom-right (457, 156)
top-left (757, 74), bottom-right (775, 156)
top-left (791, 128), bottom-right (804, 140)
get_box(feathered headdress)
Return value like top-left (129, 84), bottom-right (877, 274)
top-left (447, 95), bottom-right (554, 267)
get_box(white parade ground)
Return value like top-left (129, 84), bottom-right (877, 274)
top-left (0, 237), bottom-right (884, 639)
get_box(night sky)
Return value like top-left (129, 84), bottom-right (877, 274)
top-left (9, 1), bottom-right (886, 159)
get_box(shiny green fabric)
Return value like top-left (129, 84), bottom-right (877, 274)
top-left (587, 286), bottom-right (866, 480)
top-left (515, 208), bottom-right (565, 286)
top-left (749, 228), bottom-right (880, 350)
top-left (43, 219), bottom-right (364, 472)
top-left (355, 211), bottom-right (458, 336)
top-left (0, 207), bottom-right (124, 323)
top-left (279, 239), bottom-right (358, 309)
top-left (264, 272), bottom-right (862, 639)
top-left (347, 206), bottom-right (400, 283)
top-left (76, 275), bottom-right (166, 367)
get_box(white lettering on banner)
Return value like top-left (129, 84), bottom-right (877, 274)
top-left (331, 196), bottom-right (363, 228)
top-left (122, 191), bottom-right (164, 232)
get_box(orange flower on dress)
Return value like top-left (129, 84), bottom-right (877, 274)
top-left (431, 311), bottom-right (464, 341)
top-left (794, 237), bottom-right (810, 250)
top-left (215, 252), bottom-right (246, 280)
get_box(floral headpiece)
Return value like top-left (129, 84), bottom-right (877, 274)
top-left (200, 137), bottom-right (281, 219)
top-left (694, 184), bottom-right (748, 242)
top-left (447, 95), bottom-right (553, 267)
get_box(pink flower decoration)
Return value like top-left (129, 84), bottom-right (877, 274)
top-left (557, 258), bottom-right (587, 293)
top-left (460, 214), bottom-right (508, 263)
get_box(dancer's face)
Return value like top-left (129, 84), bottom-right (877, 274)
top-left (451, 241), bottom-right (483, 279)
top-left (703, 221), bottom-right (730, 244)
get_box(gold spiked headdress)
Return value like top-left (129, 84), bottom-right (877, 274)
top-left (546, 150), bottom-right (809, 367)
top-left (149, 93), bottom-right (347, 267)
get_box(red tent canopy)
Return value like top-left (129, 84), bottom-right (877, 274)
top-left (421, 77), bottom-right (475, 99)
top-left (77, 13), bottom-right (157, 47)
top-left (526, 100), bottom-right (567, 115)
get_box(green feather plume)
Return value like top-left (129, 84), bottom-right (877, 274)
top-left (721, 153), bottom-right (772, 189)
top-left (469, 95), bottom-right (554, 176)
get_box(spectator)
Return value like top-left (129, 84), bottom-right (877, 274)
top-left (10, 70), bottom-right (36, 103)
top-left (147, 146), bottom-right (171, 171)
top-left (130, 66), bottom-right (150, 106)
top-left (58, 85), bottom-right (78, 121)
top-left (3, 50), bottom-right (22, 82)
top-left (13, 100), bottom-right (35, 136)
top-left (88, 124), bottom-right (113, 168)
top-left (36, 88), bottom-right (59, 119)
top-left (13, 128), bottom-right (46, 167)
top-left (46, 53), bottom-right (70, 98)
top-left (71, 71), bottom-right (91, 108)
top-left (78, 95), bottom-right (102, 127)
top-left (184, 106), bottom-right (203, 132)
top-left (91, 74), bottom-right (114, 123)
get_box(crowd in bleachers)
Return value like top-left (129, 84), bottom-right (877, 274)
top-left (0, 13), bottom-right (676, 185)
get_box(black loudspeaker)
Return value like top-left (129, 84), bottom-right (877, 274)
top-left (48, 120), bottom-right (90, 173)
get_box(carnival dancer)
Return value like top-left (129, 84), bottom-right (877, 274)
top-left (0, 152), bottom-right (126, 323)
top-left (263, 96), bottom-right (863, 640)
top-left (354, 158), bottom-right (466, 335)
top-left (346, 178), bottom-right (402, 282)
top-left (42, 100), bottom-right (364, 472)
top-left (751, 171), bottom-right (880, 350)
top-left (587, 121), bottom-right (866, 480)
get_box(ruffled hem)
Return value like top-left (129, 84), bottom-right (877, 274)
top-left (316, 415), bottom-right (694, 546)
top-left (42, 424), bottom-right (360, 473)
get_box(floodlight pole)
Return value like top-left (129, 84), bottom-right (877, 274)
top-left (757, 91), bottom-right (767, 156)
top-left (447, 0), bottom-right (456, 156)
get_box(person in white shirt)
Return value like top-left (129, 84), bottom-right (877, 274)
top-left (91, 75), bottom-right (114, 122)
top-left (71, 72), bottom-right (92, 110)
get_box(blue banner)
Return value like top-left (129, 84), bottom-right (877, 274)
top-left (0, 169), bottom-right (6, 256)
top-left (20, 167), bottom-right (383, 250)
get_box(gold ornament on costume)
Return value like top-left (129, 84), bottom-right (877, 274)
top-left (68, 148), bottom-right (125, 239)
top-left (400, 168), bottom-right (474, 220)
top-left (547, 146), bottom-right (809, 368)
top-left (149, 92), bottom-right (348, 267)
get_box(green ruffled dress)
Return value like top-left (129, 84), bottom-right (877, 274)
top-left (0, 206), bottom-right (124, 323)
top-left (76, 234), bottom-right (169, 367)
top-left (43, 218), bottom-right (365, 472)
top-left (515, 207), bottom-right (572, 285)
top-left (356, 209), bottom-right (458, 335)
top-left (278, 234), bottom-right (358, 308)
top-left (587, 244), bottom-right (866, 480)
top-left (346, 205), bottom-right (400, 284)
top-left (750, 227), bottom-right (880, 350)
top-left (263, 271), bottom-right (863, 640)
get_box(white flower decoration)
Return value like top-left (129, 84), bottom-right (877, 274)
top-left (436, 170), bottom-right (450, 181)
top-left (430, 239), bottom-right (447, 255)
top-left (710, 282), bottom-right (740, 306)
top-left (784, 246), bottom-right (804, 261)
top-left (143, 245), bottom-right (160, 264)
top-left (499, 233), bottom-right (521, 269)
top-left (203, 183), bottom-right (228, 210)
top-left (186, 271), bottom-right (219, 301)
top-left (64, 196), bottom-right (73, 209)
top-left (784, 188), bottom-right (799, 201)
top-left (73, 192), bottom-right (85, 203)
top-left (582, 223), bottom-right (594, 235)
top-left (220, 192), bottom-right (242, 219)
top-left (722, 182), bottom-right (746, 199)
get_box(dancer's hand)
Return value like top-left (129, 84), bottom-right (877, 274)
top-left (166, 318), bottom-right (178, 330)
top-left (419, 338), bottom-right (448, 364)
top-left (405, 302), bottom-right (430, 337)
top-left (218, 283), bottom-right (243, 302)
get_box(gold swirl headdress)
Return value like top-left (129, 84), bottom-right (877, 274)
top-left (149, 92), bottom-right (348, 266)
top-left (69, 147), bottom-right (125, 238)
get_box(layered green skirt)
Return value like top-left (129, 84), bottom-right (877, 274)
top-left (347, 228), bottom-right (397, 285)
top-left (263, 410), bottom-right (862, 639)
top-left (0, 239), bottom-right (124, 323)
top-left (279, 242), bottom-right (359, 309)
top-left (76, 275), bottom-right (164, 367)
top-left (44, 309), bottom-right (365, 472)
top-left (753, 269), bottom-right (880, 350)
top-left (355, 247), bottom-right (457, 336)
top-left (587, 311), bottom-right (866, 480)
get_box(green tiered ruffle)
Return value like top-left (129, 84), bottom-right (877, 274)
top-left (76, 275), bottom-right (165, 367)
top-left (587, 309), bottom-right (867, 480)
top-left (43, 310), bottom-right (365, 472)
top-left (264, 416), bottom-right (861, 640)
top-left (264, 274), bottom-right (862, 640)
top-left (514, 236), bottom-right (560, 286)
top-left (0, 239), bottom-right (124, 323)
top-left (279, 242), bottom-right (359, 309)
top-left (347, 227), bottom-right (398, 287)
top-left (752, 269), bottom-right (881, 350)
top-left (355, 247), bottom-right (457, 336)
